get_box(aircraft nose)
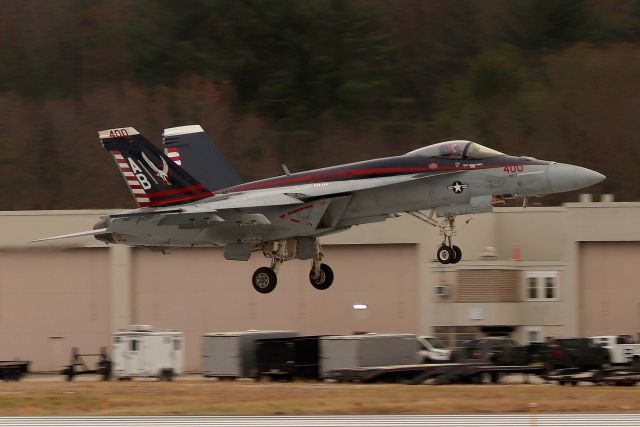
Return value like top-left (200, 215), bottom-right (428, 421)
top-left (547, 163), bottom-right (606, 193)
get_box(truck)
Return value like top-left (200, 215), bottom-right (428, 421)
top-left (0, 360), bottom-right (29, 381)
top-left (545, 338), bottom-right (609, 371)
top-left (589, 335), bottom-right (640, 369)
top-left (458, 337), bottom-right (531, 365)
top-left (417, 336), bottom-right (452, 363)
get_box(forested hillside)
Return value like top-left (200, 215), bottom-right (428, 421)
top-left (0, 0), bottom-right (638, 209)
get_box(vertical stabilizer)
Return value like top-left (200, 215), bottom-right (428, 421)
top-left (99, 127), bottom-right (213, 208)
top-left (162, 125), bottom-right (243, 191)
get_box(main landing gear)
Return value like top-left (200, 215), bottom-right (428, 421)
top-left (409, 211), bottom-right (463, 265)
top-left (251, 238), bottom-right (334, 294)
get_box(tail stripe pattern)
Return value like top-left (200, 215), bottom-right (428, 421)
top-left (112, 150), bottom-right (151, 207)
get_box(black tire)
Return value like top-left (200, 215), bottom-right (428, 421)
top-left (309, 263), bottom-right (334, 290)
top-left (252, 267), bottom-right (277, 294)
top-left (436, 245), bottom-right (454, 264)
top-left (159, 368), bottom-right (175, 381)
top-left (451, 246), bottom-right (462, 264)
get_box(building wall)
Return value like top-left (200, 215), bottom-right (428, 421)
top-left (0, 204), bottom-right (638, 370)
top-left (0, 248), bottom-right (109, 371)
top-left (130, 244), bottom-right (418, 370)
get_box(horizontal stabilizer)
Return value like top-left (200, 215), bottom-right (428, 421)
top-left (28, 228), bottom-right (109, 243)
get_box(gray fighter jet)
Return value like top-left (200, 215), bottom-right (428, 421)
top-left (34, 126), bottom-right (604, 293)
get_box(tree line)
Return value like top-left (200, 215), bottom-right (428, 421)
top-left (0, 0), bottom-right (638, 209)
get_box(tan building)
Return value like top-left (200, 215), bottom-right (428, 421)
top-left (0, 200), bottom-right (639, 371)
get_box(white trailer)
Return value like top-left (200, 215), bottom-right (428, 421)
top-left (320, 334), bottom-right (419, 377)
top-left (112, 325), bottom-right (184, 380)
top-left (590, 335), bottom-right (640, 368)
top-left (202, 330), bottom-right (298, 379)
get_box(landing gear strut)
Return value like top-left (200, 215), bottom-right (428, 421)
top-left (251, 238), bottom-right (335, 294)
top-left (309, 239), bottom-right (334, 290)
top-left (409, 211), bottom-right (463, 265)
top-left (436, 215), bottom-right (462, 265)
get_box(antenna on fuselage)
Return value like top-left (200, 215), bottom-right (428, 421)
top-left (281, 164), bottom-right (291, 176)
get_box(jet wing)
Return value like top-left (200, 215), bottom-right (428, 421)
top-left (201, 192), bottom-right (303, 209)
top-left (102, 191), bottom-right (303, 230)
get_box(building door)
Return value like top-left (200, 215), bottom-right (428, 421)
top-left (48, 337), bottom-right (65, 372)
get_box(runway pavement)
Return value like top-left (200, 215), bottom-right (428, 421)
top-left (0, 414), bottom-right (639, 426)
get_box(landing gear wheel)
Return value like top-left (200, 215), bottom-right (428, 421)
top-left (451, 245), bottom-right (462, 264)
top-left (436, 245), bottom-right (455, 264)
top-left (252, 267), bottom-right (277, 294)
top-left (309, 263), bottom-right (334, 290)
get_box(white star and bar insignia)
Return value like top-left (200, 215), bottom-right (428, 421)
top-left (447, 181), bottom-right (468, 194)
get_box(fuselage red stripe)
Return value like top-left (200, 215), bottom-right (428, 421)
top-left (146, 184), bottom-right (208, 198)
top-left (148, 192), bottom-right (214, 206)
top-left (225, 164), bottom-right (525, 193)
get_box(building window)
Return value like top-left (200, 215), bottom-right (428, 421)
top-left (524, 271), bottom-right (559, 301)
top-left (545, 277), bottom-right (556, 299)
top-left (525, 326), bottom-right (542, 343)
top-left (528, 277), bottom-right (538, 299)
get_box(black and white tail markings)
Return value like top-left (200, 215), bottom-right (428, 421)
top-left (99, 127), bottom-right (214, 208)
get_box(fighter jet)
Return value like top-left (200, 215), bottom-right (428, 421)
top-left (33, 127), bottom-right (605, 294)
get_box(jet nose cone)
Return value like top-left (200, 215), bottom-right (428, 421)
top-left (547, 163), bottom-right (606, 194)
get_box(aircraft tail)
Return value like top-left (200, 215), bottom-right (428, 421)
top-left (162, 125), bottom-right (243, 191)
top-left (99, 127), bottom-right (214, 208)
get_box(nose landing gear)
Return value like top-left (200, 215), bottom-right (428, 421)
top-left (435, 215), bottom-right (462, 264)
top-left (437, 243), bottom-right (462, 264)
top-left (409, 211), bottom-right (463, 265)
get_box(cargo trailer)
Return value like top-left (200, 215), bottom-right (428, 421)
top-left (202, 330), bottom-right (298, 379)
top-left (256, 335), bottom-right (322, 380)
top-left (320, 334), bottom-right (419, 377)
top-left (112, 325), bottom-right (184, 380)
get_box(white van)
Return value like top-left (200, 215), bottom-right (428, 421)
top-left (417, 336), bottom-right (452, 363)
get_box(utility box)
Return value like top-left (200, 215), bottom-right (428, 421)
top-left (112, 325), bottom-right (184, 380)
top-left (202, 330), bottom-right (298, 378)
top-left (320, 334), bottom-right (419, 377)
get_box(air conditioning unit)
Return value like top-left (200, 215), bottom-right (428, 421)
top-left (435, 285), bottom-right (449, 297)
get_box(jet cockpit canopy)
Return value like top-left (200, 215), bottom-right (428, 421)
top-left (406, 140), bottom-right (504, 160)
